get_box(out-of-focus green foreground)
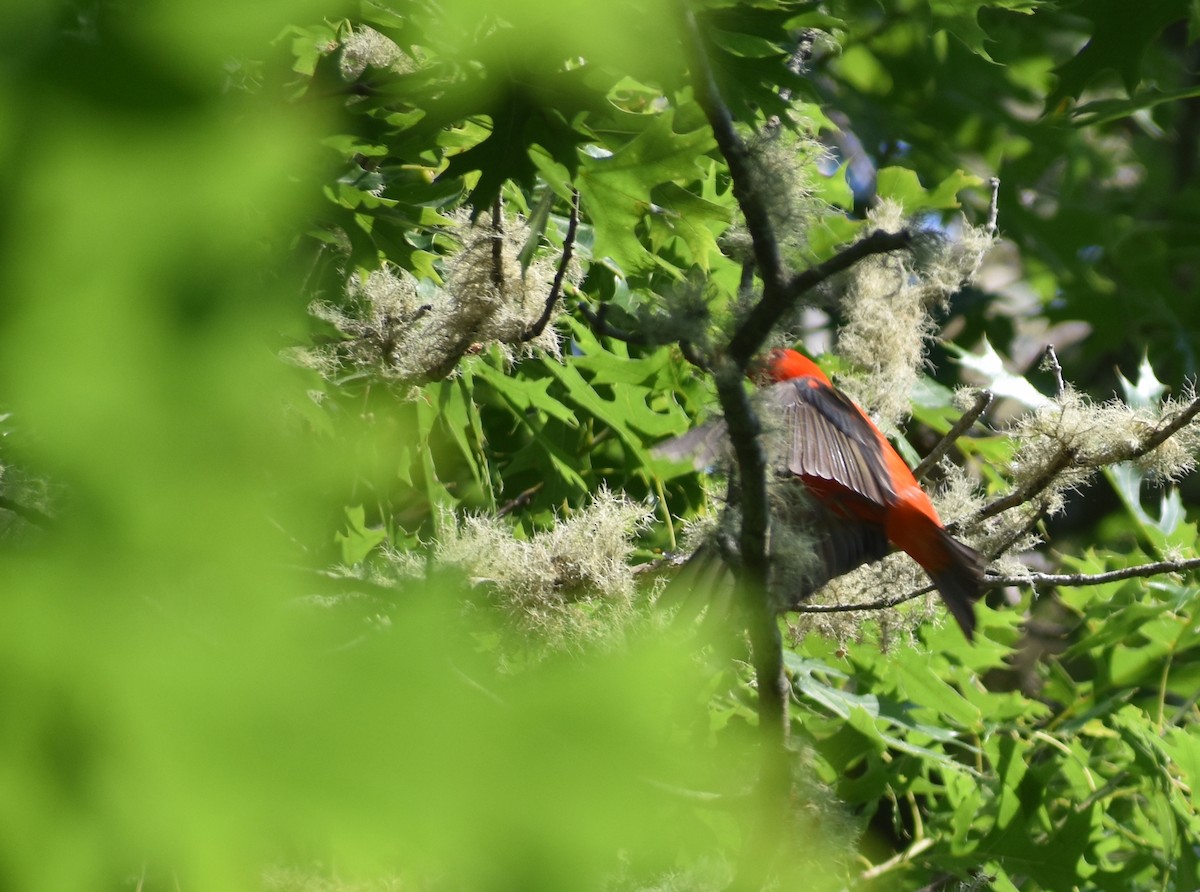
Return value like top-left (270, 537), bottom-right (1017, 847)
top-left (0, 4), bottom-right (771, 890)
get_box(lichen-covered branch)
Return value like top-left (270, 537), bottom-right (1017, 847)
top-left (726, 229), bottom-right (913, 368)
top-left (977, 391), bottom-right (1200, 522)
top-left (711, 360), bottom-right (784, 739)
top-left (990, 558), bottom-right (1200, 588)
top-left (1128, 391), bottom-right (1200, 458)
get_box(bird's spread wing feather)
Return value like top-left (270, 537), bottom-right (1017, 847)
top-left (651, 415), bottom-right (730, 471)
top-left (769, 377), bottom-right (894, 507)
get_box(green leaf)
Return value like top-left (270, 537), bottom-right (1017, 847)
top-left (578, 111), bottom-right (717, 273)
top-left (414, 396), bottom-right (460, 524)
top-left (436, 374), bottom-right (494, 511)
top-left (810, 162), bottom-right (854, 211)
top-left (875, 167), bottom-right (985, 212)
top-left (1047, 0), bottom-right (1192, 108)
top-left (1068, 82), bottom-right (1200, 127)
top-left (645, 182), bottom-right (733, 270)
top-left (541, 356), bottom-right (682, 448)
top-left (927, 0), bottom-right (1038, 62)
top-left (1106, 462), bottom-right (1187, 541)
top-left (804, 214), bottom-right (866, 262)
top-left (891, 653), bottom-right (982, 729)
top-left (471, 359), bottom-right (589, 495)
top-left (336, 504), bottom-right (387, 565)
top-left (1117, 351), bottom-right (1169, 408)
top-left (786, 653), bottom-right (977, 769)
top-left (472, 360), bottom-right (580, 428)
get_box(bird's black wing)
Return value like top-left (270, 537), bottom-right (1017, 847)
top-left (767, 377), bottom-right (895, 508)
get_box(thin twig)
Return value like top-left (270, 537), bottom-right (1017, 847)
top-left (578, 304), bottom-right (707, 366)
top-left (496, 482), bottom-right (544, 518)
top-left (794, 582), bottom-right (936, 615)
top-left (913, 389), bottom-right (993, 482)
top-left (859, 838), bottom-right (935, 882)
top-left (577, 302), bottom-right (650, 345)
top-left (794, 556), bottom-right (1200, 617)
top-left (491, 193), bottom-right (505, 295)
top-left (1042, 345), bottom-right (1066, 396)
top-left (523, 190), bottom-right (580, 341)
top-left (986, 176), bottom-right (1001, 236)
top-left (979, 500), bottom-right (1048, 560)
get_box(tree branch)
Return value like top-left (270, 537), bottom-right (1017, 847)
top-left (979, 500), bottom-right (1048, 560)
top-left (490, 193), bottom-right (505, 295)
top-left (577, 302), bottom-right (650, 346)
top-left (576, 301), bottom-right (709, 370)
top-left (712, 358), bottom-right (788, 892)
top-left (686, 2), bottom-right (910, 374)
top-left (680, 5), bottom-right (785, 316)
top-left (679, 340), bottom-right (710, 372)
top-left (683, 7), bottom-right (787, 768)
top-left (794, 582), bottom-right (936, 616)
top-left (976, 392), bottom-right (1200, 522)
top-left (988, 557), bottom-right (1200, 589)
top-left (913, 389), bottom-right (993, 482)
top-left (986, 176), bottom-right (1001, 237)
top-left (1129, 392), bottom-right (1200, 458)
top-left (0, 495), bottom-right (53, 528)
top-left (711, 360), bottom-right (783, 740)
top-left (682, 18), bottom-right (797, 885)
top-left (726, 228), bottom-right (913, 368)
top-left (976, 447), bottom-right (1076, 521)
top-left (523, 190), bottom-right (580, 342)
top-left (793, 556), bottom-right (1200, 617)
top-left (1042, 345), bottom-right (1065, 396)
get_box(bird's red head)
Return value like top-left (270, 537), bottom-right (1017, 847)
top-left (756, 347), bottom-right (829, 384)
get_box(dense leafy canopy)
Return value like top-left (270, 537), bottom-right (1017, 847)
top-left (4, 1), bottom-right (1200, 891)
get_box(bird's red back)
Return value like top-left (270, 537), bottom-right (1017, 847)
top-left (761, 347), bottom-right (829, 384)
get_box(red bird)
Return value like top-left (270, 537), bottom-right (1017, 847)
top-left (660, 347), bottom-right (985, 638)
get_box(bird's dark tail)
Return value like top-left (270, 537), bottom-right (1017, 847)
top-left (925, 529), bottom-right (987, 640)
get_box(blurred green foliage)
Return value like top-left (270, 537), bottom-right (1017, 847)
top-left (4, 1), bottom-right (1200, 891)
